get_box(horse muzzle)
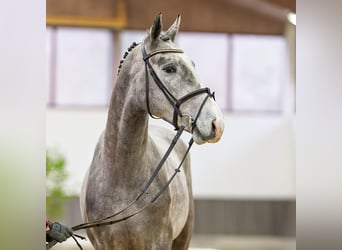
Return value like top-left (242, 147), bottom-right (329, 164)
top-left (192, 116), bottom-right (224, 145)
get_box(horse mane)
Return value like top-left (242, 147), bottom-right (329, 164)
top-left (117, 41), bottom-right (139, 76)
top-left (116, 33), bottom-right (171, 76)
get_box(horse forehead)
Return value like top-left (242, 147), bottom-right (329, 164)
top-left (154, 52), bottom-right (190, 66)
top-left (149, 42), bottom-right (198, 77)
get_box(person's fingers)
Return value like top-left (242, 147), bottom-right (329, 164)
top-left (66, 227), bottom-right (74, 235)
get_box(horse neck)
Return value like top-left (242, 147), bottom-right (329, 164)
top-left (103, 72), bottom-right (148, 177)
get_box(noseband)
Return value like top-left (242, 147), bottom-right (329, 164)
top-left (141, 42), bottom-right (215, 131)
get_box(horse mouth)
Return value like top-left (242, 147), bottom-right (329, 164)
top-left (192, 127), bottom-right (220, 145)
top-left (191, 119), bottom-right (223, 145)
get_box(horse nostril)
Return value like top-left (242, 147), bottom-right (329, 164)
top-left (210, 119), bottom-right (222, 143)
top-left (211, 119), bottom-right (217, 135)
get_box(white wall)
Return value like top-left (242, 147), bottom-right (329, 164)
top-left (46, 108), bottom-right (295, 200)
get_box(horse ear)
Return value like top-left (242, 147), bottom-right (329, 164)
top-left (165, 15), bottom-right (181, 42)
top-left (149, 12), bottom-right (163, 42)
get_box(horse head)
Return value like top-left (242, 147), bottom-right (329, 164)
top-left (126, 13), bottom-right (224, 144)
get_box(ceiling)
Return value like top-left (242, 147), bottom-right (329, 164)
top-left (47, 0), bottom-right (296, 35)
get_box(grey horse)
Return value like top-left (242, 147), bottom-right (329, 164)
top-left (80, 13), bottom-right (224, 250)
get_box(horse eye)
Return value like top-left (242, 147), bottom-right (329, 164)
top-left (163, 65), bottom-right (177, 74)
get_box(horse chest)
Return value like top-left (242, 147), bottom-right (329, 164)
top-left (156, 153), bottom-right (190, 238)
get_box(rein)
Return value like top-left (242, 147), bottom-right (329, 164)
top-left (46, 126), bottom-right (192, 250)
top-left (51, 42), bottom-right (216, 248)
top-left (71, 125), bottom-right (189, 231)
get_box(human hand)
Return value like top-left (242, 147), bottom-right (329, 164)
top-left (46, 221), bottom-right (73, 243)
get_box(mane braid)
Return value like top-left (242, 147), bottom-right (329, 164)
top-left (117, 41), bottom-right (139, 76)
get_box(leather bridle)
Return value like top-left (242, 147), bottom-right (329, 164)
top-left (141, 42), bottom-right (215, 131)
top-left (49, 43), bottom-right (218, 247)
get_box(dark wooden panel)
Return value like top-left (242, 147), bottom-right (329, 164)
top-left (194, 199), bottom-right (296, 236)
top-left (265, 0), bottom-right (296, 12)
top-left (47, 0), bottom-right (292, 34)
top-left (47, 0), bottom-right (117, 18)
top-left (60, 197), bottom-right (295, 237)
top-left (125, 0), bottom-right (284, 34)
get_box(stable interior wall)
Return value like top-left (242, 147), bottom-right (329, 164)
top-left (47, 108), bottom-right (295, 236)
top-left (45, 0), bottom-right (296, 238)
top-left (46, 109), bottom-right (295, 199)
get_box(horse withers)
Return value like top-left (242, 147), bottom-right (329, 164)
top-left (80, 13), bottom-right (224, 250)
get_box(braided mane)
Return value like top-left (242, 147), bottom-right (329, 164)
top-left (117, 41), bottom-right (139, 76)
